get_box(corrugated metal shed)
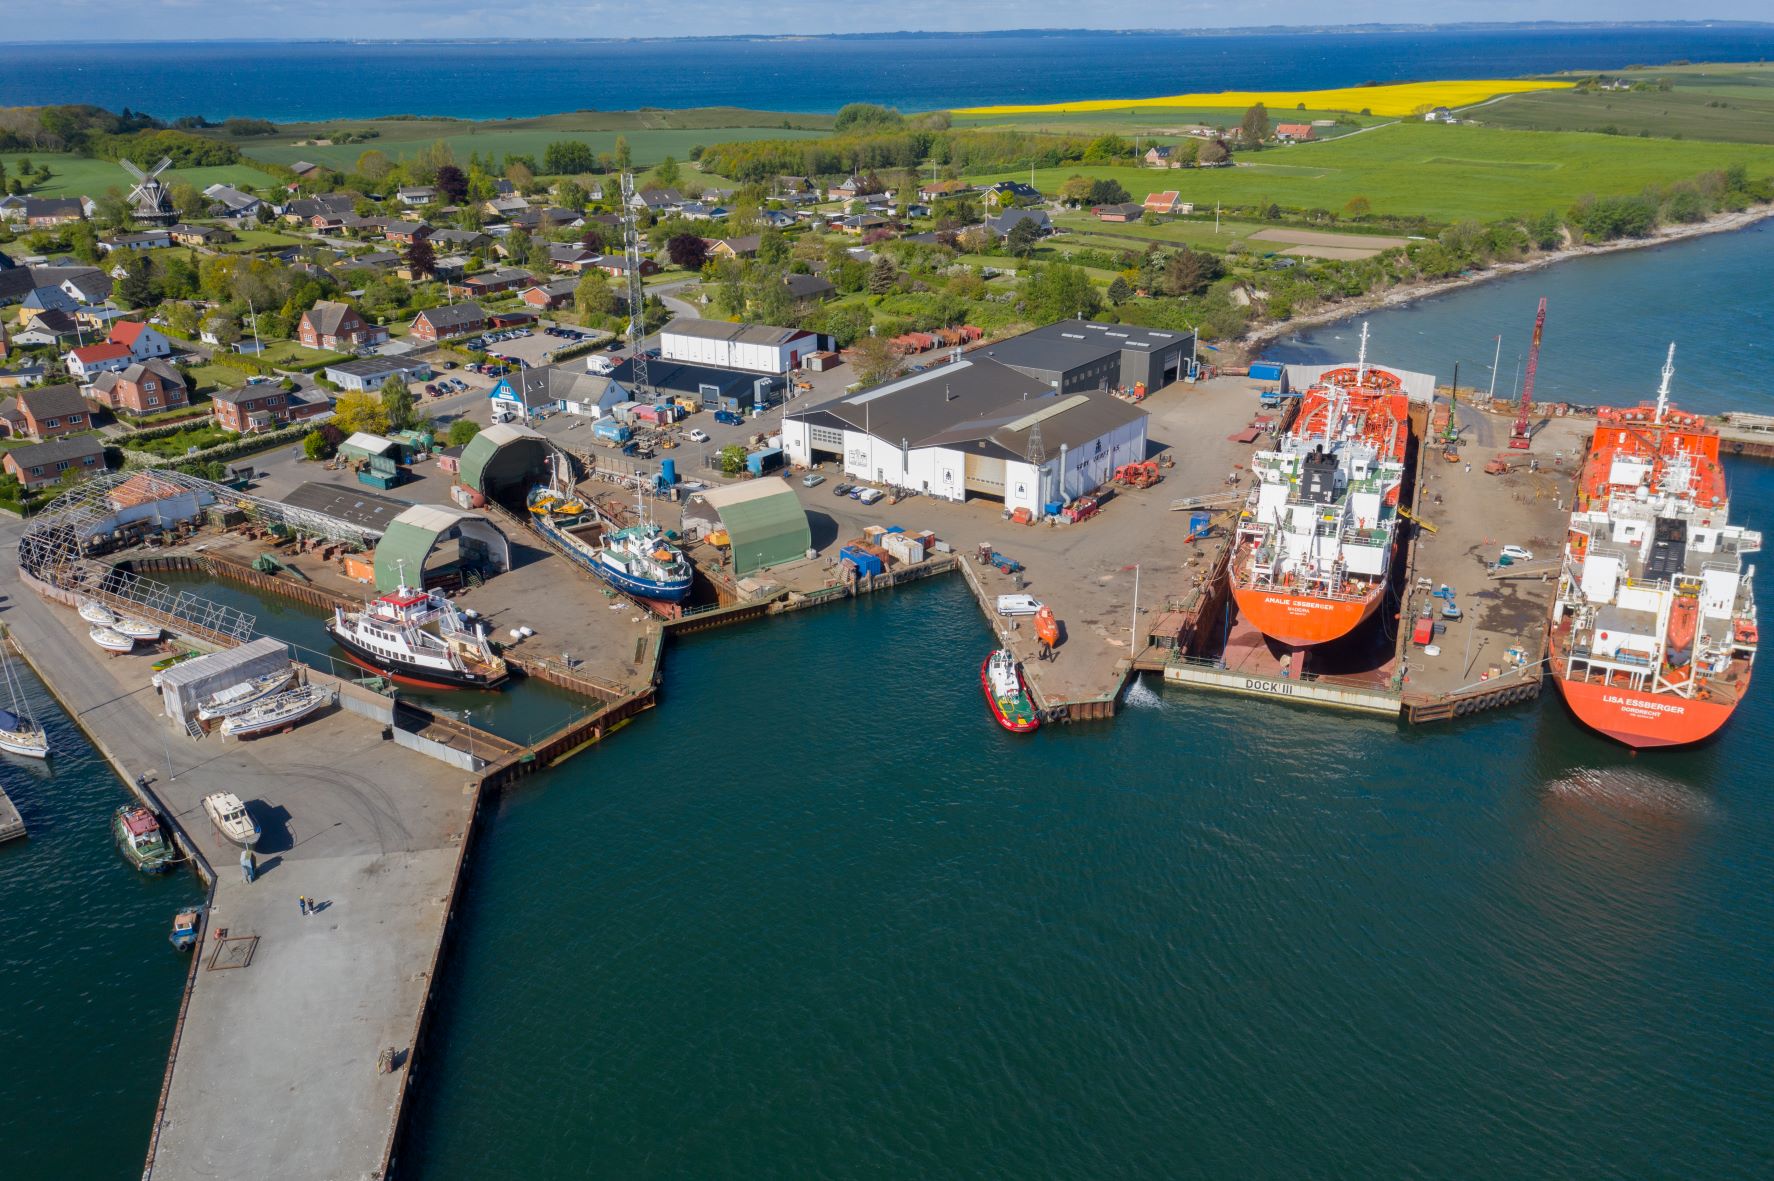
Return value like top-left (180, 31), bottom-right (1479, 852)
top-left (457, 422), bottom-right (551, 501)
top-left (682, 481), bottom-right (812, 577)
top-left (371, 504), bottom-right (511, 591)
top-left (157, 637), bottom-right (291, 726)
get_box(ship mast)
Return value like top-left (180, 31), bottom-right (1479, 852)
top-left (1653, 341), bottom-right (1675, 426)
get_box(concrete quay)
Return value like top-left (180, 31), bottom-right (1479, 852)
top-left (0, 782), bottom-right (23, 844)
top-left (0, 522), bottom-right (480, 1181)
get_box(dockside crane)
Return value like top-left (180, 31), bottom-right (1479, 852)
top-left (1509, 298), bottom-right (1547, 450)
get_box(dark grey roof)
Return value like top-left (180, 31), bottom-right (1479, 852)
top-left (988, 208), bottom-right (1051, 236)
top-left (22, 198), bottom-right (84, 219)
top-left (414, 302), bottom-right (487, 330)
top-left (20, 383), bottom-right (91, 420)
top-left (662, 317), bottom-right (810, 347)
top-left (498, 366), bottom-right (609, 409)
top-left (7, 434), bottom-right (104, 467)
top-left (281, 481), bottom-right (411, 530)
top-left (782, 273), bottom-right (835, 299)
top-left (786, 356), bottom-right (1145, 459)
top-left (607, 358), bottom-right (773, 398)
top-left (326, 357), bottom-right (425, 380)
top-left (978, 320), bottom-right (1191, 376)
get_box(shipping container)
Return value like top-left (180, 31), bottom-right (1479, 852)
top-left (1248, 361), bottom-right (1284, 382)
top-left (839, 545), bottom-right (885, 579)
top-left (593, 419), bottom-right (632, 443)
top-left (342, 552), bottom-right (375, 583)
top-left (746, 447), bottom-right (784, 475)
top-left (883, 533), bottom-right (926, 564)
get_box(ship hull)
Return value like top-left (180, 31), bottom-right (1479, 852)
top-left (1552, 674), bottom-right (1742, 748)
top-left (980, 656), bottom-right (1039, 733)
top-left (326, 624), bottom-right (508, 691)
top-left (533, 515), bottom-right (692, 603)
top-left (1229, 583), bottom-right (1384, 647)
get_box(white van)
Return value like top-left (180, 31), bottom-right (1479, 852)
top-left (996, 594), bottom-right (1042, 617)
top-left (586, 354), bottom-right (617, 375)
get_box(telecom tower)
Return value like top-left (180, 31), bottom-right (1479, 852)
top-left (620, 171), bottom-right (650, 397)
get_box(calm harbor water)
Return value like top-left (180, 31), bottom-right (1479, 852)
top-left (1265, 219), bottom-right (1774, 417)
top-left (5, 230), bottom-right (1773, 1178)
top-left (4, 27), bottom-right (1774, 121)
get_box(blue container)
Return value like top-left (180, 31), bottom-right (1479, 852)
top-left (1248, 361), bottom-right (1284, 382)
top-left (839, 546), bottom-right (885, 578)
top-left (1043, 500), bottom-right (1065, 517)
top-left (1188, 511), bottom-right (1210, 536)
top-left (593, 419), bottom-right (631, 443)
top-left (660, 458), bottom-right (677, 486)
top-left (883, 525), bottom-right (904, 535)
top-left (746, 447), bottom-right (783, 475)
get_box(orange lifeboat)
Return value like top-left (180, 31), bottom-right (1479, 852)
top-left (1664, 594), bottom-right (1698, 668)
top-left (1034, 605), bottom-right (1060, 653)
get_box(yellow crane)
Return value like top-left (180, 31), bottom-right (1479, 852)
top-left (1397, 505), bottom-right (1437, 534)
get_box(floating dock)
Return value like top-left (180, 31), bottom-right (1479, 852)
top-left (0, 784), bottom-right (23, 844)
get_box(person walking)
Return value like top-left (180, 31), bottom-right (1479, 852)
top-left (298, 895), bottom-right (309, 916)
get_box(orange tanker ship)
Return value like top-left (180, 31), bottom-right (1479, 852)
top-left (1230, 325), bottom-right (1411, 648)
top-left (1548, 345), bottom-right (1760, 748)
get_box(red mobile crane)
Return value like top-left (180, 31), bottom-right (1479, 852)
top-left (1508, 297), bottom-right (1546, 450)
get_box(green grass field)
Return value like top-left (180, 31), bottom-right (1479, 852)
top-left (969, 121), bottom-right (1774, 222)
top-left (1, 154), bottom-right (280, 199)
top-left (240, 109), bottom-right (835, 173)
top-left (1476, 64), bottom-right (1774, 144)
top-left (954, 106), bottom-right (1379, 139)
top-left (218, 228), bottom-right (313, 252)
top-left (1049, 213), bottom-right (1274, 253)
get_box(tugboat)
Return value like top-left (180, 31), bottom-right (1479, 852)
top-left (981, 648), bottom-right (1040, 733)
top-left (325, 566), bottom-right (508, 690)
top-left (201, 791), bottom-right (261, 847)
top-left (527, 456), bottom-right (693, 603)
top-left (113, 804), bottom-right (173, 874)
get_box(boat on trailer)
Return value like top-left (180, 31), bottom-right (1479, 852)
top-left (196, 669), bottom-right (295, 721)
top-left (78, 599), bottom-right (116, 626)
top-left (201, 791), bottom-right (261, 847)
top-left (113, 618), bottom-right (163, 642)
top-left (981, 649), bottom-right (1040, 733)
top-left (221, 684), bottom-right (334, 739)
top-left (90, 626), bottom-right (134, 653)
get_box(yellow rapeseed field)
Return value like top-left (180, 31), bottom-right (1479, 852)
top-left (956, 79), bottom-right (1572, 118)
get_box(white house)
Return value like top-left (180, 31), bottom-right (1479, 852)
top-left (659, 318), bottom-right (825, 375)
top-left (781, 357), bottom-right (1148, 518)
top-left (108, 320), bottom-right (174, 362)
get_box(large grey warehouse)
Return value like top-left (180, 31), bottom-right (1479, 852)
top-left (975, 320), bottom-right (1197, 394)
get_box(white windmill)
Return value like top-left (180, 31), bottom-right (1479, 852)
top-left (121, 156), bottom-right (177, 225)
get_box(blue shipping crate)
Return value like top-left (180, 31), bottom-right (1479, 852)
top-left (1248, 361), bottom-right (1284, 382)
top-left (1188, 511), bottom-right (1210, 536)
top-left (839, 545), bottom-right (884, 578)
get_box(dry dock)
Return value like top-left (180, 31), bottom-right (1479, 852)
top-left (0, 519), bottom-right (480, 1181)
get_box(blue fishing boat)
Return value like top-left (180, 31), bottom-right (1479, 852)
top-left (526, 456), bottom-right (693, 603)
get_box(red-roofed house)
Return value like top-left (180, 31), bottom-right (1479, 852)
top-left (66, 341), bottom-right (133, 380)
top-left (108, 320), bottom-right (174, 362)
top-left (1274, 123), bottom-right (1315, 142)
top-left (298, 300), bottom-right (387, 351)
top-left (1142, 191), bottom-right (1192, 215)
top-left (86, 360), bottom-right (188, 416)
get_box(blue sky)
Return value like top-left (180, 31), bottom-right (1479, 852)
top-left (17, 5), bottom-right (1772, 42)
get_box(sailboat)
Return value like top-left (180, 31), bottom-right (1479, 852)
top-left (0, 639), bottom-right (48, 758)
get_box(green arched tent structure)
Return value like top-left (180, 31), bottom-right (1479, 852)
top-left (681, 481), bottom-right (812, 577)
top-left (372, 504), bottom-right (512, 591)
top-left (457, 422), bottom-right (552, 505)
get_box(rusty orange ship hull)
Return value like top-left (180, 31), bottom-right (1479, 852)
top-left (1552, 674), bottom-right (1743, 748)
top-left (1230, 583), bottom-right (1384, 647)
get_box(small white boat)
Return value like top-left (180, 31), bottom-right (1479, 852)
top-left (113, 619), bottom-right (163, 641)
top-left (78, 599), bottom-right (116, 626)
top-left (196, 669), bottom-right (295, 721)
top-left (201, 791), bottom-right (261, 847)
top-left (221, 684), bottom-right (333, 739)
top-left (90, 626), bottom-right (135, 653)
top-left (0, 707), bottom-right (48, 759)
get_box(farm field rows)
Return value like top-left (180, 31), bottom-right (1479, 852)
top-left (971, 122), bottom-right (1774, 221)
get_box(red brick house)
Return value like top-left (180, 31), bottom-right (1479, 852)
top-left (298, 300), bottom-right (388, 351)
top-left (408, 303), bottom-right (488, 343)
top-left (384, 222), bottom-right (432, 246)
top-left (86, 360), bottom-right (188, 415)
top-left (211, 386), bottom-right (332, 433)
top-left (1274, 123), bottom-right (1314, 142)
top-left (520, 279), bottom-right (578, 311)
top-left (2, 383), bottom-right (92, 440)
top-left (3, 434), bottom-right (105, 489)
top-left (446, 268), bottom-right (533, 299)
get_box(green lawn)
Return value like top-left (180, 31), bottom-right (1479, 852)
top-left (1051, 212), bottom-right (1274, 252)
top-left (1, 153), bottom-right (280, 199)
top-left (1476, 66), bottom-right (1774, 144)
top-left (182, 362), bottom-right (247, 391)
top-left (968, 121), bottom-right (1774, 222)
top-left (218, 228), bottom-right (312, 252)
top-left (131, 424), bottom-right (234, 457)
top-left (255, 340), bottom-right (349, 370)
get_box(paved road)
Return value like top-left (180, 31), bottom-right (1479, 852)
top-left (0, 521), bottom-right (478, 1181)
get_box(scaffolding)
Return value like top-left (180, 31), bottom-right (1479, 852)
top-left (17, 469), bottom-right (390, 646)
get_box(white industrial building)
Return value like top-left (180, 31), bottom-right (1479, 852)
top-left (781, 357), bottom-right (1148, 517)
top-left (659, 318), bottom-right (826, 374)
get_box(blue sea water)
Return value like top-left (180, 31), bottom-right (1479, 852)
top-left (1266, 219), bottom-right (1774, 418)
top-left (3, 27), bottom-right (1774, 122)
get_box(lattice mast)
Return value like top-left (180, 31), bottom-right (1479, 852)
top-left (621, 172), bottom-right (649, 397)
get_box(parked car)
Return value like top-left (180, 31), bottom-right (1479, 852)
top-left (424, 384), bottom-right (438, 395)
top-left (682, 428), bottom-right (710, 443)
top-left (832, 482), bottom-right (854, 497)
top-left (801, 473), bottom-right (825, 488)
top-left (441, 361), bottom-right (457, 370)
top-left (856, 487), bottom-right (884, 505)
top-left (1500, 545), bottom-right (1534, 562)
top-left (995, 594), bottom-right (1043, 617)
top-left (713, 409), bottom-right (744, 426)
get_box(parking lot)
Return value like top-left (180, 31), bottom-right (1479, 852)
top-left (466, 320), bottom-right (614, 370)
